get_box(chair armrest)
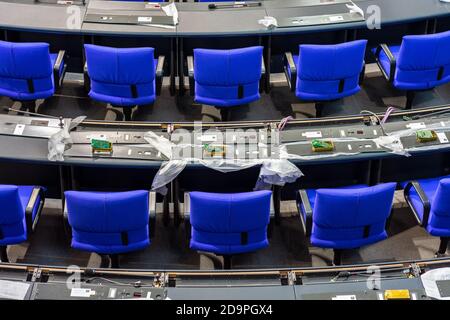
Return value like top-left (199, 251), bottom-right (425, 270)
top-left (53, 50), bottom-right (66, 92)
top-left (359, 61), bottom-right (366, 85)
top-left (261, 56), bottom-right (266, 75)
top-left (25, 187), bottom-right (45, 234)
top-left (404, 181), bottom-right (431, 228)
top-left (374, 44), bottom-right (396, 83)
top-left (63, 200), bottom-right (72, 242)
top-left (296, 189), bottom-right (312, 236)
top-left (156, 55), bottom-right (165, 96)
top-left (156, 55), bottom-right (165, 77)
top-left (267, 193), bottom-right (275, 238)
top-left (149, 191), bottom-right (157, 238)
top-left (187, 56), bottom-right (195, 96)
top-left (183, 192), bottom-right (191, 241)
top-left (83, 62), bottom-right (90, 93)
top-left (283, 52), bottom-right (297, 92)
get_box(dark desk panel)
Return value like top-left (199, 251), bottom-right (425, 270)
top-left (295, 278), bottom-right (428, 300)
top-left (167, 285), bottom-right (296, 300)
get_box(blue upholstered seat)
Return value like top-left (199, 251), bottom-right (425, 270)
top-left (0, 185), bottom-right (44, 262)
top-left (297, 183), bottom-right (396, 264)
top-left (373, 31), bottom-right (450, 91)
top-left (84, 44), bottom-right (158, 108)
top-left (403, 175), bottom-right (450, 239)
top-left (192, 46), bottom-right (263, 108)
top-left (286, 40), bottom-right (367, 102)
top-left (373, 31), bottom-right (450, 109)
top-left (0, 41), bottom-right (64, 102)
top-left (65, 190), bottom-right (151, 256)
top-left (189, 190), bottom-right (271, 256)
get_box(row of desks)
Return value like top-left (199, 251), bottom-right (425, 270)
top-left (0, 0), bottom-right (448, 36)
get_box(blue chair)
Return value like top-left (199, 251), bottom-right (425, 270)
top-left (84, 44), bottom-right (165, 121)
top-left (64, 190), bottom-right (155, 268)
top-left (373, 31), bottom-right (450, 109)
top-left (403, 175), bottom-right (450, 256)
top-left (0, 40), bottom-right (66, 113)
top-left (0, 185), bottom-right (45, 263)
top-left (284, 40), bottom-right (367, 117)
top-left (296, 183), bottom-right (396, 265)
top-left (185, 190), bottom-right (272, 269)
top-left (187, 46), bottom-right (265, 121)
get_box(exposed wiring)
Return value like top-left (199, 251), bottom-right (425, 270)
top-left (84, 277), bottom-right (153, 288)
top-left (360, 110), bottom-right (388, 136)
top-left (278, 116), bottom-right (294, 131)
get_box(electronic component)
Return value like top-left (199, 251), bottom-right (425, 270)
top-left (91, 139), bottom-right (113, 155)
top-left (203, 144), bottom-right (226, 157)
top-left (311, 139), bottom-right (334, 152)
top-left (416, 130), bottom-right (438, 143)
top-left (384, 289), bottom-right (411, 300)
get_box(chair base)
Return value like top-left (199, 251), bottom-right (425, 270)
top-left (435, 237), bottom-right (449, 257)
top-left (315, 102), bottom-right (324, 118)
top-left (332, 249), bottom-right (342, 266)
top-left (219, 108), bottom-right (231, 122)
top-left (21, 100), bottom-right (37, 114)
top-left (0, 246), bottom-right (8, 263)
top-left (223, 255), bottom-right (232, 270)
top-left (405, 91), bottom-right (416, 110)
top-left (122, 107), bottom-right (133, 121)
top-left (99, 254), bottom-right (120, 268)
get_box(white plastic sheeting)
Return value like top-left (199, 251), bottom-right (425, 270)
top-left (145, 131), bottom-right (303, 195)
top-left (48, 116), bottom-right (86, 161)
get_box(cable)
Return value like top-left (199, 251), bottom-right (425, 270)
top-left (360, 110), bottom-right (388, 136)
top-left (84, 277), bottom-right (153, 288)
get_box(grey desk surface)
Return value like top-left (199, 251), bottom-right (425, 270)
top-left (0, 1), bottom-right (86, 33)
top-left (0, 0), bottom-right (448, 36)
top-left (176, 4), bottom-right (268, 36)
top-left (82, 0), bottom-right (177, 35)
top-left (295, 278), bottom-right (428, 300)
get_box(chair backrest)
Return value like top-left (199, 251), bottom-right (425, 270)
top-left (193, 46), bottom-right (263, 107)
top-left (0, 185), bottom-right (26, 245)
top-left (429, 178), bottom-right (450, 228)
top-left (395, 31), bottom-right (450, 90)
top-left (65, 190), bottom-right (150, 254)
top-left (296, 40), bottom-right (367, 101)
top-left (84, 44), bottom-right (156, 107)
top-left (311, 183), bottom-right (396, 249)
top-left (189, 190), bottom-right (271, 255)
top-left (0, 40), bottom-right (54, 101)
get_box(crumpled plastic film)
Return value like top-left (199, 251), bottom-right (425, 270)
top-left (258, 16), bottom-right (278, 29)
top-left (421, 267), bottom-right (450, 300)
top-left (198, 158), bottom-right (262, 173)
top-left (346, 1), bottom-right (365, 18)
top-left (144, 128), bottom-right (303, 194)
top-left (373, 134), bottom-right (409, 156)
top-left (144, 131), bottom-right (173, 159)
top-left (151, 159), bottom-right (187, 195)
top-left (375, 120), bottom-right (450, 155)
top-left (255, 159), bottom-right (304, 190)
top-left (48, 116), bottom-right (86, 161)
